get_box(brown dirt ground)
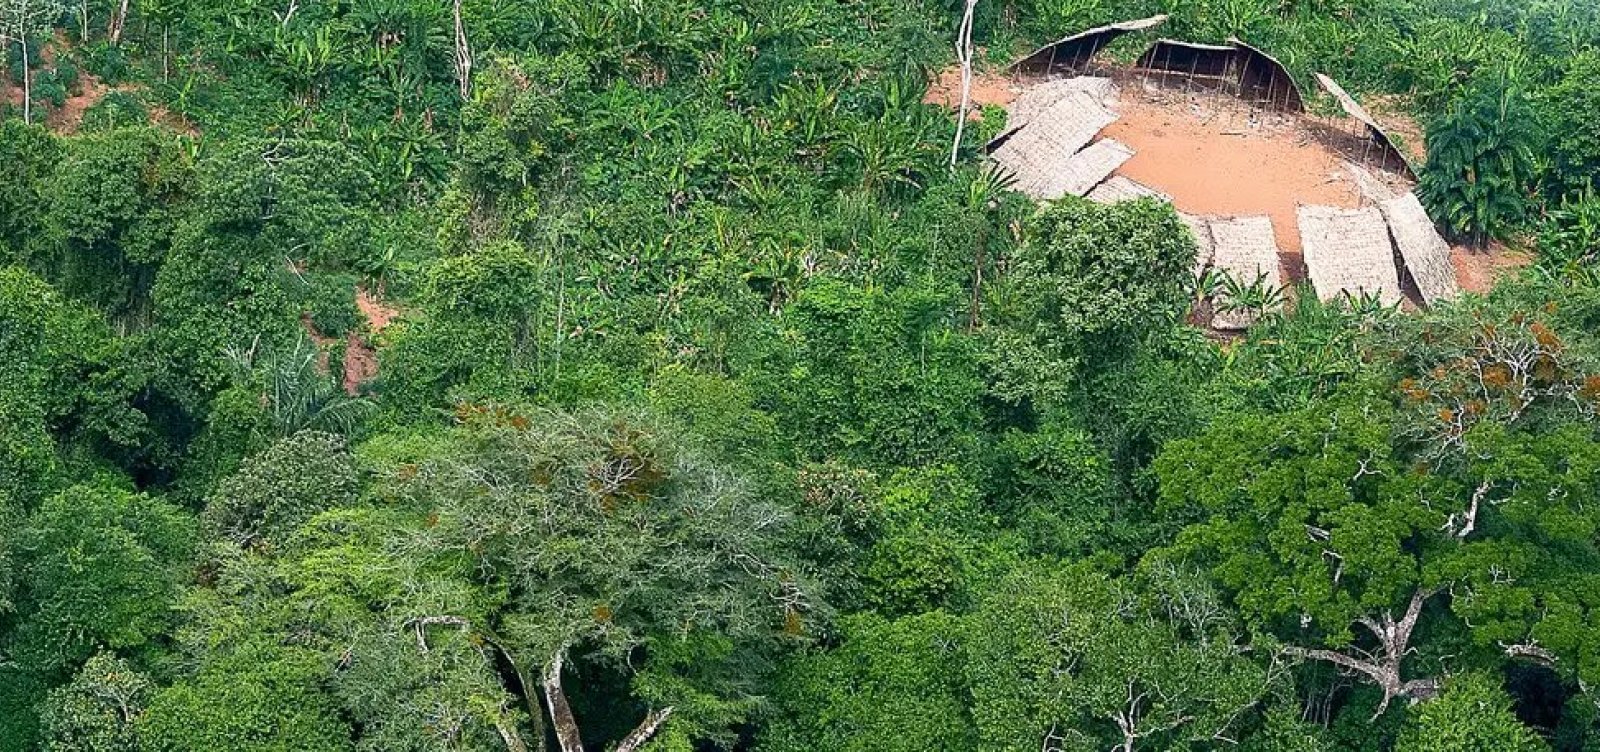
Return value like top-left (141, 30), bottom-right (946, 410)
top-left (1452, 242), bottom-right (1532, 295)
top-left (298, 284), bottom-right (401, 396)
top-left (1101, 84), bottom-right (1375, 267)
top-left (343, 286), bottom-right (401, 395)
top-left (924, 63), bottom-right (1021, 119)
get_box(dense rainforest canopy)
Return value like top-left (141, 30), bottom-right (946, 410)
top-left (4, 0), bottom-right (1600, 750)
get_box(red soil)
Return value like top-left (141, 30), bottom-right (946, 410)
top-left (1102, 88), bottom-right (1370, 257)
top-left (342, 286), bottom-right (400, 395)
top-left (925, 63), bottom-right (1021, 119)
top-left (1452, 242), bottom-right (1532, 295)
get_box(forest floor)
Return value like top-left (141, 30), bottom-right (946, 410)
top-left (344, 287), bottom-right (399, 395)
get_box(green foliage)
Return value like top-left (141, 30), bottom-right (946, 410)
top-left (202, 431), bottom-right (358, 549)
top-left (1540, 51), bottom-right (1600, 196)
top-left (5, 0), bottom-right (1600, 748)
top-left (1420, 68), bottom-right (1541, 244)
top-left (990, 198), bottom-right (1195, 406)
top-left (139, 641), bottom-right (354, 752)
top-left (762, 611), bottom-right (976, 752)
top-left (8, 485), bottom-right (194, 676)
top-left (39, 653), bottom-right (151, 752)
top-left (45, 125), bottom-right (187, 323)
top-left (1396, 672), bottom-right (1547, 752)
top-left (965, 563), bottom-right (1273, 751)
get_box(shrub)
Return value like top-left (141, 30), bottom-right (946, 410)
top-left (1419, 68), bottom-right (1541, 244)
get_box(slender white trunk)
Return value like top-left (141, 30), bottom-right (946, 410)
top-left (21, 33), bottom-right (31, 124)
top-left (109, 0), bottom-right (129, 42)
top-left (453, 0), bottom-right (471, 99)
top-left (948, 0), bottom-right (978, 167)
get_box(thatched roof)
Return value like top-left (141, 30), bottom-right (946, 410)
top-left (1315, 74), bottom-right (1416, 178)
top-left (1298, 205), bottom-right (1403, 305)
top-left (1228, 38), bottom-right (1306, 113)
top-left (1055, 138), bottom-right (1135, 198)
top-left (989, 95), bottom-right (1118, 199)
top-left (1380, 192), bottom-right (1458, 304)
top-left (1208, 215), bottom-right (1282, 329)
top-left (1011, 15), bottom-right (1169, 74)
top-left (1179, 212), bottom-right (1214, 279)
top-left (992, 78), bottom-right (1116, 147)
top-left (1135, 38), bottom-right (1238, 77)
top-left (1087, 175), bottom-right (1171, 205)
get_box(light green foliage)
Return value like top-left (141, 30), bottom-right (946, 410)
top-left (202, 431), bottom-right (358, 549)
top-left (0, 267), bottom-right (150, 509)
top-left (4, 0), bottom-right (1600, 748)
top-left (1396, 672), bottom-right (1547, 752)
top-left (862, 466), bottom-right (1000, 614)
top-left (965, 563), bottom-right (1272, 751)
top-left (139, 641), bottom-right (354, 752)
top-left (399, 407), bottom-right (811, 737)
top-left (40, 653), bottom-right (151, 752)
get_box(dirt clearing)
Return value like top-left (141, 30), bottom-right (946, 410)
top-left (1102, 87), bottom-right (1377, 256)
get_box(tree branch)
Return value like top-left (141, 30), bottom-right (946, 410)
top-left (542, 651), bottom-right (584, 752)
top-left (614, 707), bottom-right (675, 752)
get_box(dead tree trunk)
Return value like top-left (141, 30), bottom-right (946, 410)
top-left (1286, 587), bottom-right (1442, 717)
top-left (452, 0), bottom-right (471, 100)
top-left (541, 652), bottom-right (585, 752)
top-left (947, 0), bottom-right (978, 167)
top-left (20, 31), bottom-right (31, 124)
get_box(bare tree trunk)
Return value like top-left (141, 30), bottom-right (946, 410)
top-left (947, 0), bottom-right (978, 167)
top-left (1286, 587), bottom-right (1442, 717)
top-left (541, 652), bottom-right (584, 752)
top-left (21, 33), bottom-right (31, 125)
top-left (495, 717), bottom-right (531, 752)
top-left (614, 708), bottom-right (674, 752)
top-left (109, 0), bottom-right (129, 42)
top-left (452, 0), bottom-right (471, 100)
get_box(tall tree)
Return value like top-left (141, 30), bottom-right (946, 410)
top-left (0, 0), bottom-right (64, 124)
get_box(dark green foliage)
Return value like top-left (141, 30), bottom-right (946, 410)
top-left (46, 125), bottom-right (187, 323)
top-left (1420, 69), bottom-right (1542, 244)
top-left (1541, 52), bottom-right (1600, 196)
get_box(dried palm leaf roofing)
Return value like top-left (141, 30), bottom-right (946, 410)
top-left (1010, 15), bottom-right (1170, 75)
top-left (1298, 205), bottom-right (1404, 305)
